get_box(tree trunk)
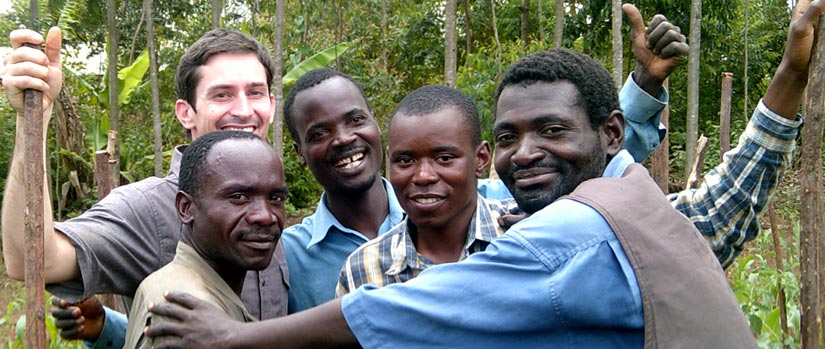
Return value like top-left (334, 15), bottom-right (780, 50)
top-left (800, 16), bottom-right (825, 349)
top-left (381, 0), bottom-right (389, 70)
top-left (463, 0), bottom-right (472, 55)
top-left (536, 0), bottom-right (543, 42)
top-left (444, 0), bottom-right (457, 87)
top-left (685, 0), bottom-right (702, 178)
top-left (144, 0), bottom-right (162, 177)
top-left (491, 0), bottom-right (502, 81)
top-left (54, 85), bottom-right (90, 184)
top-left (554, 0), bottom-right (564, 48)
top-left (611, 0), bottom-right (622, 91)
top-left (212, 0), bottom-right (221, 29)
top-left (107, 0), bottom-right (120, 185)
top-left (272, 0), bottom-right (286, 159)
top-left (520, 0), bottom-right (530, 46)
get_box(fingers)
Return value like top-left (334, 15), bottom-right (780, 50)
top-left (800, 0), bottom-right (825, 24)
top-left (9, 29), bottom-right (43, 50)
top-left (497, 213), bottom-right (529, 230)
top-left (622, 4), bottom-right (645, 38)
top-left (647, 17), bottom-right (685, 54)
top-left (144, 321), bottom-right (185, 339)
top-left (45, 27), bottom-right (62, 69)
top-left (164, 290), bottom-right (205, 310)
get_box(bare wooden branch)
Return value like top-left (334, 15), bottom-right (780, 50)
top-left (768, 203), bottom-right (790, 347)
top-left (684, 135), bottom-right (709, 190)
top-left (720, 72), bottom-right (733, 158)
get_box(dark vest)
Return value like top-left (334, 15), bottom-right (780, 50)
top-left (565, 163), bottom-right (756, 348)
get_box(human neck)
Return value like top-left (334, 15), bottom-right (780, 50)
top-left (324, 178), bottom-right (389, 240)
top-left (412, 203), bottom-right (477, 265)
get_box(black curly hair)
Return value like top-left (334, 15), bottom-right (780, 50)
top-left (392, 85), bottom-right (481, 147)
top-left (494, 48), bottom-right (620, 130)
top-left (283, 68), bottom-right (371, 143)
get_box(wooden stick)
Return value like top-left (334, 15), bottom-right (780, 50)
top-left (768, 203), bottom-right (790, 347)
top-left (719, 72), bottom-right (733, 158)
top-left (23, 1), bottom-right (46, 347)
top-left (684, 135), bottom-right (709, 190)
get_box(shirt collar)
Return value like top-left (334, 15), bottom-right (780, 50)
top-left (602, 149), bottom-right (634, 179)
top-left (168, 145), bottom-right (186, 179)
top-left (385, 196), bottom-right (508, 276)
top-left (306, 177), bottom-right (405, 248)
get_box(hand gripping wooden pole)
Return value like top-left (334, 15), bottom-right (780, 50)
top-left (23, 0), bottom-right (46, 347)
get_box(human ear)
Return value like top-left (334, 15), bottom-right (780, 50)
top-left (175, 100), bottom-right (196, 132)
top-left (603, 110), bottom-right (625, 156)
top-left (293, 143), bottom-right (306, 166)
top-left (175, 191), bottom-right (196, 225)
top-left (475, 141), bottom-right (492, 178)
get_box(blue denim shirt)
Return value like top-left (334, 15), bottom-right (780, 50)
top-left (282, 178), bottom-right (406, 313)
top-left (342, 151), bottom-right (644, 348)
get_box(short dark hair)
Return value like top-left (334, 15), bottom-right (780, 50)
top-left (179, 131), bottom-right (263, 199)
top-left (494, 48), bottom-right (620, 129)
top-left (175, 29), bottom-right (275, 111)
top-left (392, 85), bottom-right (481, 146)
top-left (283, 68), bottom-right (371, 143)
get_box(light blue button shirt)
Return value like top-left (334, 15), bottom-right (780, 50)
top-left (282, 178), bottom-right (406, 313)
top-left (342, 150), bottom-right (644, 349)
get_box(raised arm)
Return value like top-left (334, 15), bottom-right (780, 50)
top-left (2, 27), bottom-right (80, 282)
top-left (620, 4), bottom-right (688, 161)
top-left (668, 0), bottom-right (824, 267)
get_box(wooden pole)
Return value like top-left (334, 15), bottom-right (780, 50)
top-left (719, 72), bottom-right (733, 158)
top-left (93, 132), bottom-right (125, 313)
top-left (800, 15), bottom-right (825, 349)
top-left (651, 80), bottom-right (670, 193)
top-left (23, 0), bottom-right (46, 347)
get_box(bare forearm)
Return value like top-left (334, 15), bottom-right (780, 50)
top-left (763, 63), bottom-right (808, 120)
top-left (2, 109), bottom-right (77, 282)
top-left (231, 299), bottom-right (359, 349)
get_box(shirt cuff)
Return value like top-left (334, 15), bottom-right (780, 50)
top-left (619, 72), bottom-right (669, 123)
top-left (746, 99), bottom-right (802, 153)
top-left (83, 306), bottom-right (127, 349)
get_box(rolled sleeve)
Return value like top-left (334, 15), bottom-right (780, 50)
top-left (619, 73), bottom-right (669, 162)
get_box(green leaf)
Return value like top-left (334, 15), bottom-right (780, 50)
top-left (15, 315), bottom-right (25, 342)
top-left (282, 43), bottom-right (350, 87)
top-left (117, 49), bottom-right (150, 106)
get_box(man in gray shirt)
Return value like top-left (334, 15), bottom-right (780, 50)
top-left (1, 27), bottom-right (289, 347)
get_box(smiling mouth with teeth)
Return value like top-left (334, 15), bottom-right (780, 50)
top-left (414, 197), bottom-right (441, 204)
top-left (224, 127), bottom-right (255, 132)
top-left (334, 153), bottom-right (365, 169)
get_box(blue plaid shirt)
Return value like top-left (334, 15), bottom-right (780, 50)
top-left (669, 99), bottom-right (801, 268)
top-left (336, 196), bottom-right (516, 296)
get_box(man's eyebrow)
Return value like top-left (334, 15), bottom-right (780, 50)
top-left (344, 108), bottom-right (368, 117)
top-left (205, 81), bottom-right (268, 92)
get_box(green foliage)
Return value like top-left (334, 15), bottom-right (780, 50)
top-left (729, 223), bottom-right (802, 348)
top-left (282, 43), bottom-right (350, 87)
top-left (2, 292), bottom-right (83, 349)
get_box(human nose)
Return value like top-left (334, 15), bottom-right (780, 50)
top-left (330, 126), bottom-right (357, 147)
top-left (230, 94), bottom-right (254, 118)
top-left (247, 197), bottom-right (279, 226)
top-left (511, 135), bottom-right (544, 167)
top-left (411, 160), bottom-right (438, 186)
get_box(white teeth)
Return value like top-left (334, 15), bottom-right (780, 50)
top-left (335, 153), bottom-right (365, 168)
top-left (225, 127), bottom-right (254, 132)
top-left (415, 197), bottom-right (439, 204)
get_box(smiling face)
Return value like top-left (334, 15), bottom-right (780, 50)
top-left (388, 107), bottom-right (489, 232)
top-left (178, 139), bottom-right (287, 272)
top-left (175, 52), bottom-right (275, 140)
top-left (290, 76), bottom-right (383, 196)
top-left (493, 81), bottom-right (609, 214)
